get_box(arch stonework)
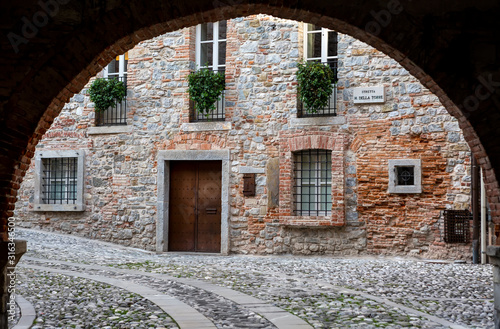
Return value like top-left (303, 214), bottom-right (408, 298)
top-left (2, 1), bottom-right (500, 239)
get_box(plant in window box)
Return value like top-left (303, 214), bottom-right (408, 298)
top-left (296, 61), bottom-right (337, 113)
top-left (187, 68), bottom-right (225, 118)
top-left (88, 78), bottom-right (127, 112)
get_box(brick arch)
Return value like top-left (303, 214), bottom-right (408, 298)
top-left (3, 1), bottom-right (500, 239)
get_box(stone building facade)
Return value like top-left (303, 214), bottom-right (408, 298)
top-left (12, 15), bottom-right (473, 259)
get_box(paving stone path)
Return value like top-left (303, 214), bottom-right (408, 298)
top-left (10, 229), bottom-right (495, 328)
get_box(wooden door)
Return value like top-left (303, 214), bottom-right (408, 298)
top-left (168, 161), bottom-right (221, 252)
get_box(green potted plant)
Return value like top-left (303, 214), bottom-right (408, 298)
top-left (187, 68), bottom-right (225, 118)
top-left (296, 61), bottom-right (337, 113)
top-left (88, 78), bottom-right (127, 112)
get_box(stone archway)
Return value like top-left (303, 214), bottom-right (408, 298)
top-left (2, 1), bottom-right (500, 238)
top-left (3, 1), bottom-right (500, 326)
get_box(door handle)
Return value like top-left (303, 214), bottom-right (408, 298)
top-left (206, 208), bottom-right (217, 215)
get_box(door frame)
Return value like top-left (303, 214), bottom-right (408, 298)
top-left (157, 150), bottom-right (230, 254)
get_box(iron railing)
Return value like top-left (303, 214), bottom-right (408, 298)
top-left (190, 69), bottom-right (226, 122)
top-left (190, 91), bottom-right (226, 122)
top-left (95, 76), bottom-right (128, 126)
top-left (443, 209), bottom-right (472, 243)
top-left (297, 59), bottom-right (338, 118)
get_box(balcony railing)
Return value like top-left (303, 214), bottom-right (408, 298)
top-left (190, 69), bottom-right (226, 122)
top-left (95, 76), bottom-right (128, 126)
top-left (297, 60), bottom-right (338, 118)
top-left (190, 91), bottom-right (225, 122)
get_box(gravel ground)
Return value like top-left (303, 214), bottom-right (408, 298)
top-left (12, 229), bottom-right (495, 328)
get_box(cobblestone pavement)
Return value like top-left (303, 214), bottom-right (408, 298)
top-left (11, 229), bottom-right (494, 328)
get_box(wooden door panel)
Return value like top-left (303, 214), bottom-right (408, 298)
top-left (168, 160), bottom-right (222, 253)
top-left (196, 161), bottom-right (222, 252)
top-left (168, 161), bottom-right (196, 251)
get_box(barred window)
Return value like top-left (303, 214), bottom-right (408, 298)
top-left (33, 150), bottom-right (85, 212)
top-left (294, 149), bottom-right (332, 216)
top-left (42, 157), bottom-right (78, 204)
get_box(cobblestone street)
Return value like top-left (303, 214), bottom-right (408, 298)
top-left (11, 229), bottom-right (494, 328)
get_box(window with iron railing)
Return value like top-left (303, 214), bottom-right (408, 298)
top-left (190, 72), bottom-right (225, 122)
top-left (95, 76), bottom-right (128, 126)
top-left (97, 53), bottom-right (128, 126)
top-left (299, 24), bottom-right (338, 118)
top-left (192, 21), bottom-right (227, 122)
top-left (297, 60), bottom-right (338, 117)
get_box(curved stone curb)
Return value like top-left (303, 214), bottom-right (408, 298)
top-left (23, 257), bottom-right (312, 328)
top-left (19, 264), bottom-right (216, 329)
top-left (12, 295), bottom-right (36, 329)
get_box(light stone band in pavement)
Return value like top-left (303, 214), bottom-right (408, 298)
top-left (20, 263), bottom-right (216, 329)
top-left (21, 256), bottom-right (311, 329)
top-left (14, 229), bottom-right (495, 328)
top-left (12, 295), bottom-right (36, 329)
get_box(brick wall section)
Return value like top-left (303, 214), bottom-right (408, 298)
top-left (13, 15), bottom-right (473, 259)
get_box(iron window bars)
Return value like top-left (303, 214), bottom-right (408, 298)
top-left (443, 210), bottom-right (472, 243)
top-left (293, 149), bottom-right (332, 216)
top-left (41, 157), bottom-right (78, 204)
top-left (95, 76), bottom-right (128, 126)
top-left (297, 60), bottom-right (338, 117)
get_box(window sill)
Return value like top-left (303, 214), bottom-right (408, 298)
top-left (181, 121), bottom-right (231, 132)
top-left (31, 204), bottom-right (85, 212)
top-left (88, 126), bottom-right (133, 135)
top-left (290, 116), bottom-right (346, 127)
top-left (279, 216), bottom-right (345, 227)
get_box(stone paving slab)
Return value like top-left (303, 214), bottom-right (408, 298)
top-left (12, 295), bottom-right (36, 329)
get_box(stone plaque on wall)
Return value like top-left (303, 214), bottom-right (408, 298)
top-left (267, 158), bottom-right (279, 208)
top-left (353, 86), bottom-right (385, 104)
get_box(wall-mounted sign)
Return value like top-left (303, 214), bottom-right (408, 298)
top-left (353, 86), bottom-right (385, 104)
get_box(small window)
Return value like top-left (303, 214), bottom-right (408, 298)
top-left (98, 52), bottom-right (128, 126)
top-left (299, 24), bottom-right (338, 118)
top-left (293, 149), bottom-right (332, 216)
top-left (192, 21), bottom-right (227, 122)
top-left (33, 150), bottom-right (85, 211)
top-left (388, 159), bottom-right (422, 194)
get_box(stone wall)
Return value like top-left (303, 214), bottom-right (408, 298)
top-left (12, 14), bottom-right (472, 259)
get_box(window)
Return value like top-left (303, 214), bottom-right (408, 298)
top-left (299, 24), bottom-right (338, 117)
top-left (97, 52), bottom-right (128, 126)
top-left (192, 21), bottom-right (227, 122)
top-left (293, 149), bottom-right (332, 216)
top-left (388, 159), bottom-right (422, 194)
top-left (33, 150), bottom-right (85, 211)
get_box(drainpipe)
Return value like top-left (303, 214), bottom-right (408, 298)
top-left (481, 169), bottom-right (487, 264)
top-left (471, 156), bottom-right (480, 264)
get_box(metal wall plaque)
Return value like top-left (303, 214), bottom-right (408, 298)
top-left (353, 86), bottom-right (385, 104)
